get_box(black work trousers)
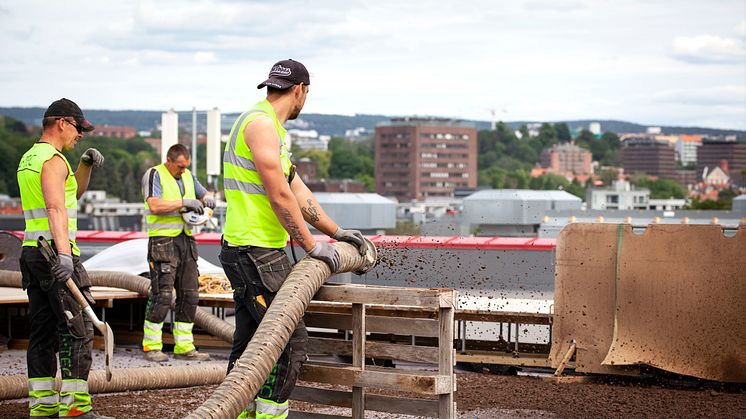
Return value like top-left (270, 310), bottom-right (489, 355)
top-left (20, 246), bottom-right (94, 381)
top-left (145, 233), bottom-right (200, 324)
top-left (219, 243), bottom-right (308, 403)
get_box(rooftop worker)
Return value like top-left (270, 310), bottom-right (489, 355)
top-left (140, 144), bottom-right (215, 362)
top-left (17, 98), bottom-right (111, 418)
top-left (221, 59), bottom-right (367, 419)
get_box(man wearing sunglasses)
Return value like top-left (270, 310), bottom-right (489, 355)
top-left (17, 98), bottom-right (109, 418)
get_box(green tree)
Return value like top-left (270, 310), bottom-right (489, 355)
top-left (630, 176), bottom-right (686, 199)
top-left (294, 149), bottom-right (331, 178)
top-left (554, 123), bottom-right (571, 143)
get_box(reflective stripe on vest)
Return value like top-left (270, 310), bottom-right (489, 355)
top-left (17, 142), bottom-right (80, 256)
top-left (144, 164), bottom-right (196, 237)
top-left (256, 397), bottom-right (289, 419)
top-left (223, 99), bottom-right (292, 248)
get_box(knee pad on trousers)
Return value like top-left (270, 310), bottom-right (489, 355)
top-left (182, 289), bottom-right (199, 307)
top-left (148, 290), bottom-right (172, 321)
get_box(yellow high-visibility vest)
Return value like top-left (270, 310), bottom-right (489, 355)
top-left (17, 142), bottom-right (79, 255)
top-left (223, 99), bottom-right (292, 248)
top-left (144, 164), bottom-right (196, 237)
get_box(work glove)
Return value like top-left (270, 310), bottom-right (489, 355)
top-left (182, 198), bottom-right (204, 214)
top-left (202, 196), bottom-right (216, 209)
top-left (333, 227), bottom-right (367, 255)
top-left (80, 148), bottom-right (104, 168)
top-left (308, 242), bottom-right (340, 272)
top-left (52, 253), bottom-right (74, 284)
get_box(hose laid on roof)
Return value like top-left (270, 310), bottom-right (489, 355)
top-left (187, 239), bottom-right (377, 419)
top-left (0, 269), bottom-right (234, 400)
top-left (0, 365), bottom-right (226, 400)
top-left (0, 240), bottom-right (376, 411)
top-left (0, 270), bottom-right (235, 343)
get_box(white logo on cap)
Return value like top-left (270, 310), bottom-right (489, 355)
top-left (270, 65), bottom-right (291, 77)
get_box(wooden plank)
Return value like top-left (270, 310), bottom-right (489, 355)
top-left (314, 284), bottom-right (453, 308)
top-left (456, 309), bottom-right (552, 325)
top-left (300, 363), bottom-right (452, 395)
top-left (351, 303), bottom-right (365, 419)
top-left (304, 312), bottom-right (440, 337)
top-left (291, 386), bottom-right (439, 417)
top-left (292, 386), bottom-right (352, 408)
top-left (307, 337), bottom-right (440, 364)
top-left (0, 286), bottom-right (141, 306)
top-left (290, 411), bottom-right (350, 419)
top-left (456, 351), bottom-right (554, 368)
top-left (307, 302), bottom-right (551, 325)
top-left (439, 304), bottom-right (455, 419)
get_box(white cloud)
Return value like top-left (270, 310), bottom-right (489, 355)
top-left (651, 85), bottom-right (746, 106)
top-left (0, 0), bottom-right (744, 130)
top-left (738, 20), bottom-right (746, 37)
top-left (193, 51), bottom-right (217, 64)
top-left (672, 35), bottom-right (746, 63)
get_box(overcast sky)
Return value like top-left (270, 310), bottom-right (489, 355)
top-left (1, 1), bottom-right (744, 129)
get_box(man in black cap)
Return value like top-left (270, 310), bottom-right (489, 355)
top-left (221, 60), bottom-right (367, 418)
top-left (17, 98), bottom-right (110, 418)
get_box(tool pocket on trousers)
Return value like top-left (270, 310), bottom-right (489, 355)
top-left (59, 288), bottom-right (87, 339)
top-left (150, 237), bottom-right (175, 262)
top-left (189, 238), bottom-right (199, 262)
top-left (250, 249), bottom-right (292, 293)
top-left (72, 259), bottom-right (92, 288)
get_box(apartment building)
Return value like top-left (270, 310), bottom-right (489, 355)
top-left (622, 138), bottom-right (676, 179)
top-left (375, 117), bottom-right (477, 201)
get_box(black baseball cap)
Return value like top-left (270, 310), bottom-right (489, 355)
top-left (257, 59), bottom-right (310, 90)
top-left (43, 98), bottom-right (94, 132)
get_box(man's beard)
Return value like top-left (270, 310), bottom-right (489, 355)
top-left (288, 106), bottom-right (301, 120)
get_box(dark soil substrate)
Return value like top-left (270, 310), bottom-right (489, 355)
top-left (1, 372), bottom-right (743, 418)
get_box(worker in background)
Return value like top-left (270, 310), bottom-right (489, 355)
top-left (17, 98), bottom-right (111, 418)
top-left (221, 59), bottom-right (367, 419)
top-left (140, 144), bottom-right (215, 362)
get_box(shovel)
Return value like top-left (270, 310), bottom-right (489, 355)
top-left (37, 237), bottom-right (114, 381)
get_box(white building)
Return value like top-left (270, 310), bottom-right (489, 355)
top-left (589, 122), bottom-right (601, 135)
top-left (586, 180), bottom-right (649, 210)
top-left (287, 129), bottom-right (330, 151)
top-left (675, 137), bottom-right (701, 166)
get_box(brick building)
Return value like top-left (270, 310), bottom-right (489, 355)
top-left (91, 125), bottom-right (137, 139)
top-left (539, 143), bottom-right (593, 178)
top-left (375, 117), bottom-right (477, 201)
top-left (696, 138), bottom-right (746, 186)
top-left (622, 138), bottom-right (676, 179)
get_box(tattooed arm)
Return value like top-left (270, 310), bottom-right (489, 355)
top-left (290, 175), bottom-right (338, 237)
top-left (244, 117), bottom-right (316, 251)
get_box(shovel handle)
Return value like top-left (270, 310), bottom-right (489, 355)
top-left (65, 278), bottom-right (91, 309)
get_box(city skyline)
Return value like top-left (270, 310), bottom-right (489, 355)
top-left (1, 1), bottom-right (744, 130)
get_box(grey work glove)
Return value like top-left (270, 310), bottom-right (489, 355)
top-left (202, 196), bottom-right (216, 209)
top-left (80, 148), bottom-right (104, 168)
top-left (334, 227), bottom-right (367, 255)
top-left (52, 253), bottom-right (74, 284)
top-left (308, 242), bottom-right (340, 272)
top-left (182, 198), bottom-right (204, 214)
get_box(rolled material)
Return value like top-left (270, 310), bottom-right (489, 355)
top-left (187, 239), bottom-right (377, 419)
top-left (0, 365), bottom-right (226, 400)
top-left (0, 269), bottom-right (235, 400)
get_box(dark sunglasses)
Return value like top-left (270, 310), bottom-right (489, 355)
top-left (58, 117), bottom-right (83, 134)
